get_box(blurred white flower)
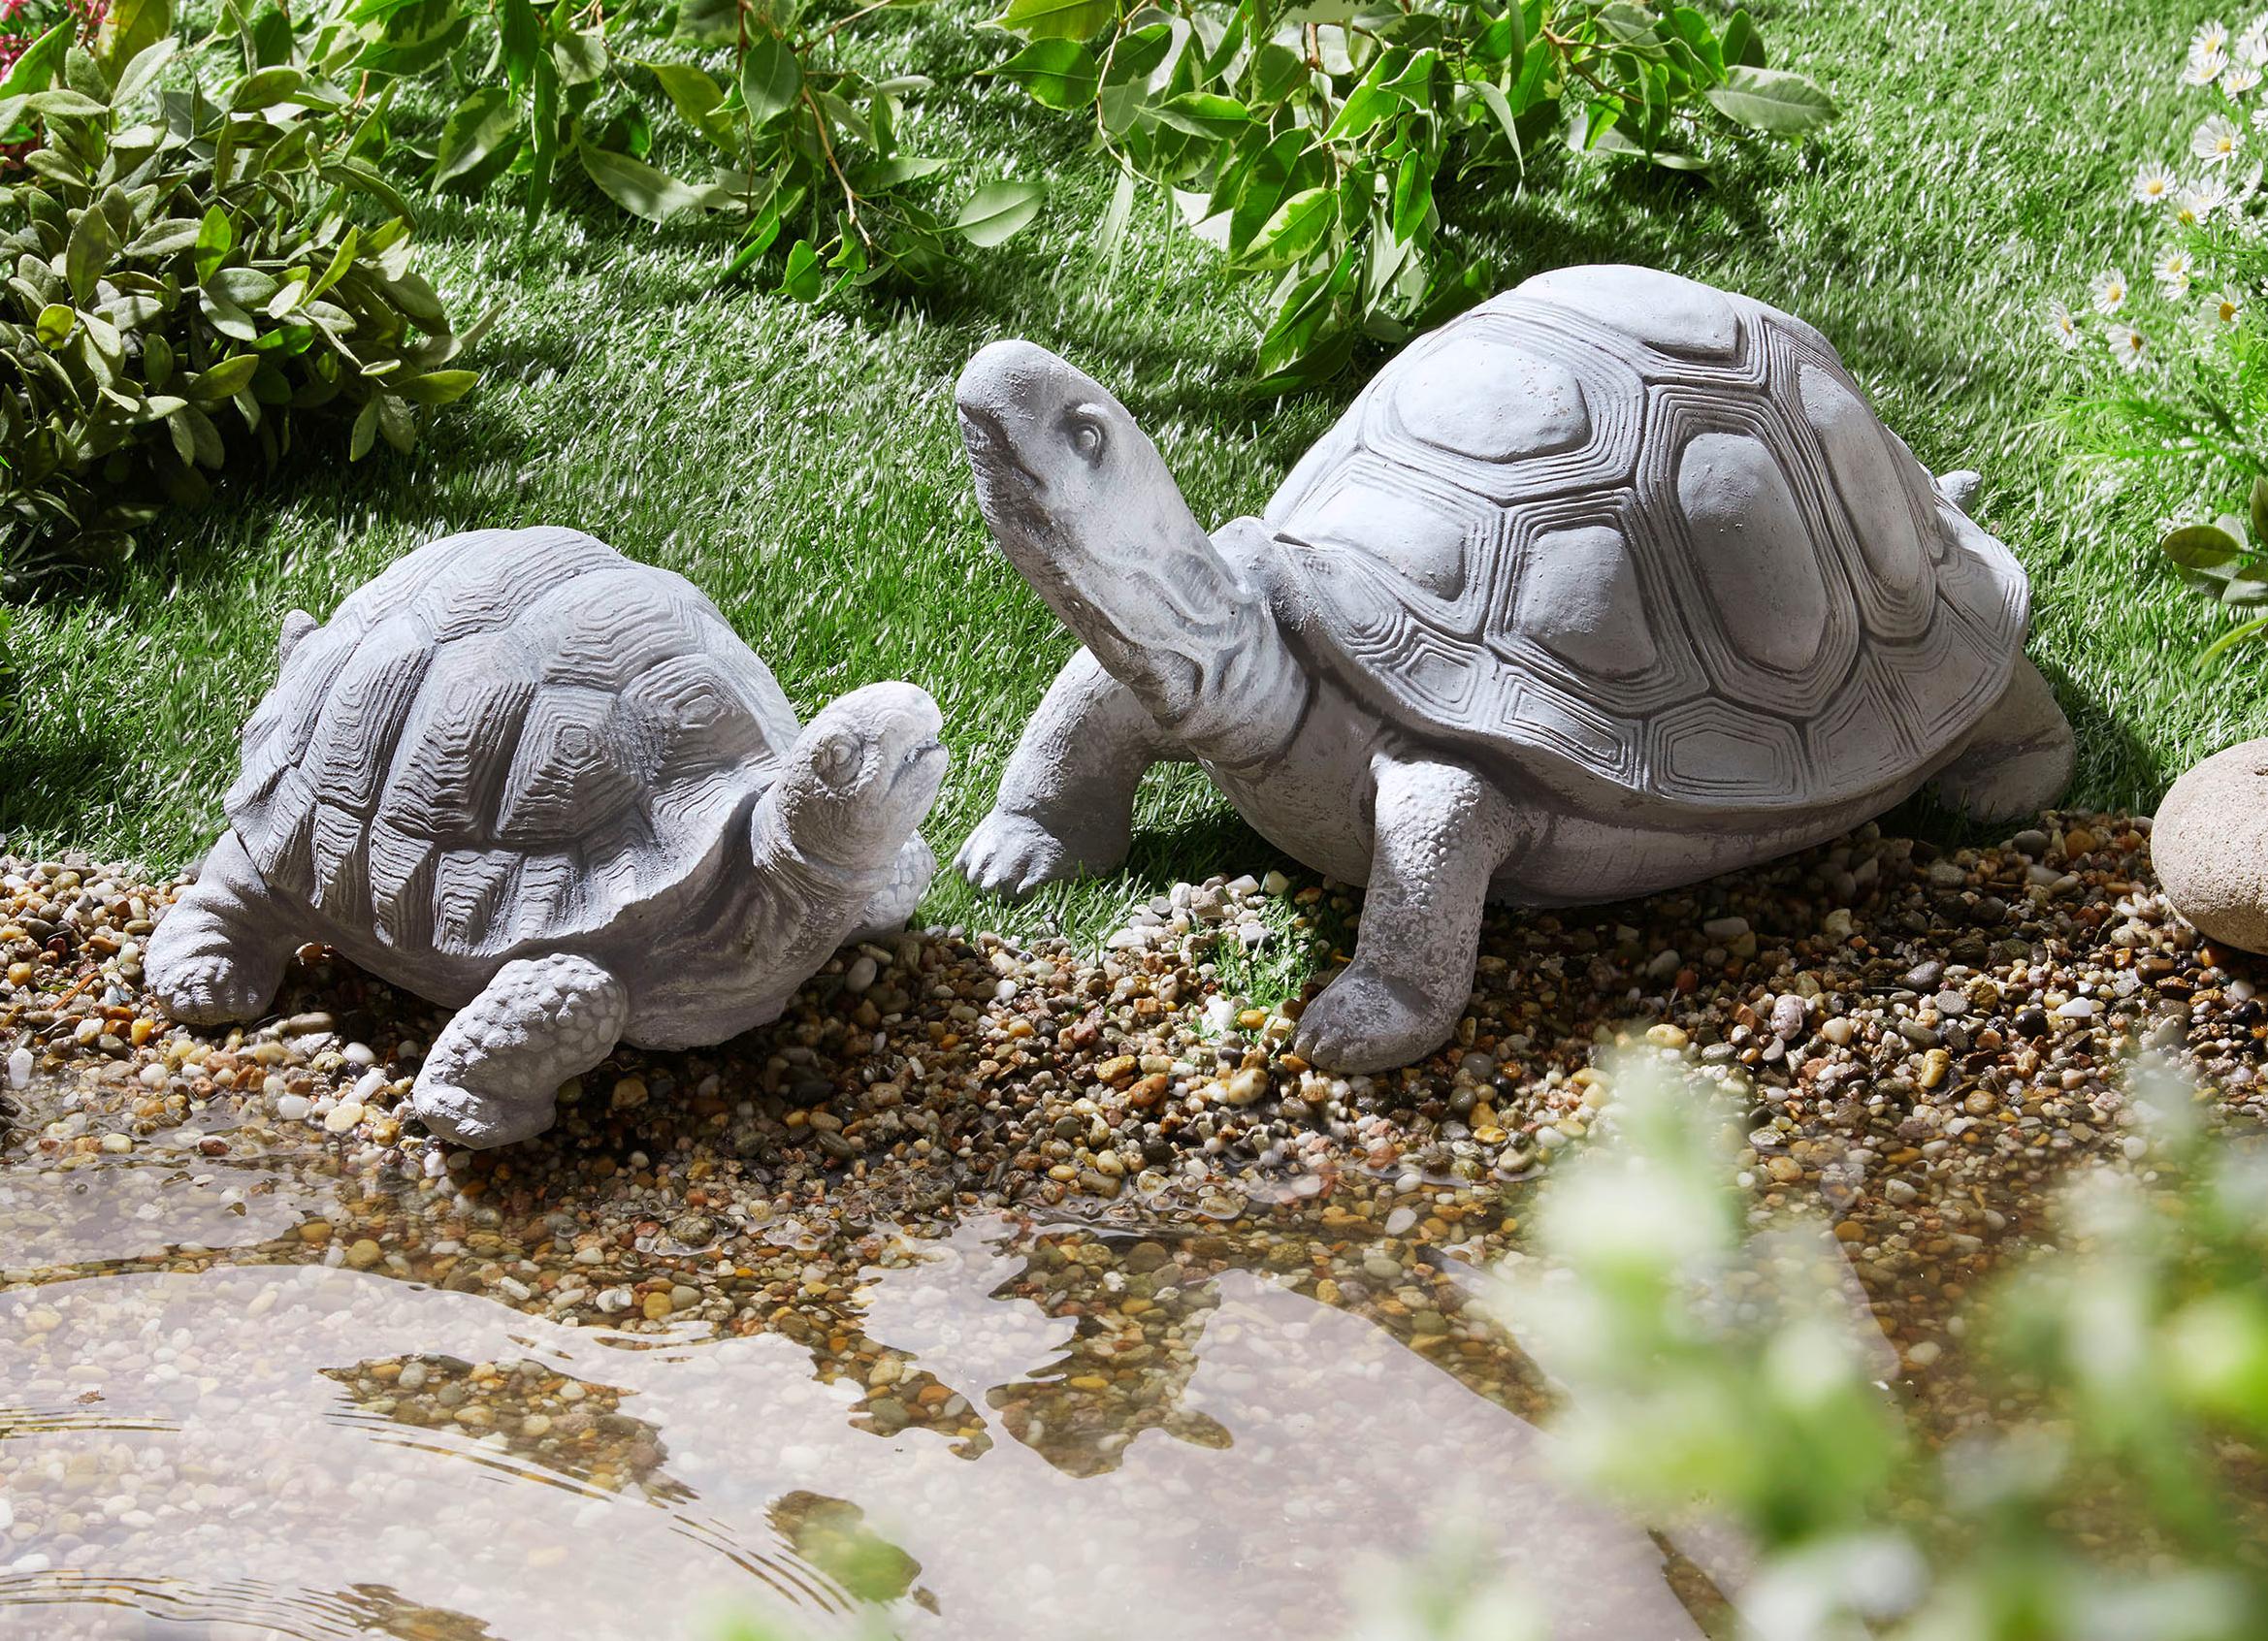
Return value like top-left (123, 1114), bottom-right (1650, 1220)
top-left (2245, 14), bottom-right (2268, 63)
top-left (2135, 160), bottom-right (2180, 205)
top-left (2194, 113), bottom-right (2244, 166)
top-left (2205, 287), bottom-right (2245, 327)
top-left (2049, 300), bottom-right (2082, 349)
top-left (2092, 268), bottom-right (2132, 314)
top-left (2177, 177), bottom-right (2232, 224)
top-left (2156, 245), bottom-right (2197, 293)
top-left (2228, 60), bottom-right (2264, 96)
top-left (2189, 20), bottom-right (2233, 83)
top-left (2111, 324), bottom-right (2150, 370)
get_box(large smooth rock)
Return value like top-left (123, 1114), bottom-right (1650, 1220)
top-left (2154, 738), bottom-right (2268, 953)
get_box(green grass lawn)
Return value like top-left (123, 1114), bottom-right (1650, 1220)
top-left (4, 0), bottom-right (2261, 947)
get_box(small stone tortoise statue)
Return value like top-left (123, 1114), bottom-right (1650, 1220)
top-left (955, 264), bottom-right (2075, 1075)
top-left (147, 528), bottom-right (948, 1147)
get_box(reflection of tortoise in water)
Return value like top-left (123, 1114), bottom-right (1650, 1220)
top-left (147, 529), bottom-right (948, 1148)
top-left (955, 265), bottom-right (2074, 1074)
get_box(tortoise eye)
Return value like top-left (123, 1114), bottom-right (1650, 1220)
top-left (814, 732), bottom-right (862, 786)
top-left (1068, 410), bottom-right (1107, 463)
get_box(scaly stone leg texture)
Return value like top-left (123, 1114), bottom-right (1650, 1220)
top-left (1294, 753), bottom-right (1528, 1075)
top-left (847, 834), bottom-right (936, 945)
top-left (146, 829), bottom-right (304, 1025)
top-left (956, 647), bottom-right (1178, 896)
top-left (412, 954), bottom-right (632, 1149)
top-left (1928, 657), bottom-right (2077, 822)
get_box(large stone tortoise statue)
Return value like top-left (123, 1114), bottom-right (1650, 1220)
top-left (954, 264), bottom-right (2075, 1075)
top-left (147, 528), bottom-right (948, 1147)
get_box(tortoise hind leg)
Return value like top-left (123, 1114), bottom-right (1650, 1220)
top-left (1928, 657), bottom-right (2076, 822)
top-left (412, 954), bottom-right (630, 1149)
top-left (146, 829), bottom-right (304, 1025)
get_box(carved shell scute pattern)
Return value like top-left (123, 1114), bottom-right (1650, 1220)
top-left (226, 528), bottom-right (801, 958)
top-left (1262, 264), bottom-right (2029, 813)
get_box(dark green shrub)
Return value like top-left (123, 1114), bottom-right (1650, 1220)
top-left (0, 17), bottom-right (484, 585)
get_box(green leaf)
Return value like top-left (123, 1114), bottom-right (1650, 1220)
top-left (552, 30), bottom-right (608, 87)
top-left (644, 60), bottom-right (737, 149)
top-left (739, 31), bottom-right (803, 127)
top-left (1389, 145), bottom-right (1433, 241)
top-left (393, 369), bottom-right (479, 404)
top-left (95, 0), bottom-right (175, 79)
top-left (193, 205), bottom-right (234, 281)
top-left (526, 51), bottom-right (560, 222)
top-left (434, 87), bottom-right (518, 185)
top-left (1155, 90), bottom-right (1248, 139)
top-left (1092, 164), bottom-right (1135, 268)
top-left (1236, 185), bottom-right (1334, 271)
top-left (1722, 8), bottom-right (1766, 69)
top-left (2249, 475), bottom-right (2268, 549)
top-left (108, 35), bottom-right (178, 108)
top-left (65, 208), bottom-right (116, 305)
top-left (2163, 523), bottom-right (2249, 573)
top-left (576, 141), bottom-right (706, 223)
top-left (499, 0), bottom-right (541, 95)
top-left (34, 304), bottom-right (75, 347)
top-left (229, 65), bottom-right (304, 111)
top-left (997, 39), bottom-right (1100, 111)
top-left (779, 238), bottom-right (826, 301)
top-left (1323, 48), bottom-right (1409, 143)
top-left (0, 22), bottom-right (74, 100)
top-left (186, 355), bottom-right (260, 400)
top-left (989, 0), bottom-right (1117, 43)
top-left (350, 395), bottom-right (380, 461)
top-left (27, 88), bottom-right (109, 118)
top-left (1475, 5), bottom-right (1525, 71)
top-left (2199, 611), bottom-right (2268, 664)
top-left (1705, 65), bottom-right (1834, 134)
top-left (954, 178), bottom-right (1047, 246)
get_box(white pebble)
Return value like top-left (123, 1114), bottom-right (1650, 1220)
top-left (2056, 997), bottom-right (2096, 1019)
top-left (6, 1046), bottom-right (30, 1089)
top-left (845, 955), bottom-right (879, 993)
top-left (275, 1094), bottom-right (311, 1123)
top-left (1383, 1207), bottom-right (1418, 1236)
top-left (324, 1101), bottom-right (365, 1134)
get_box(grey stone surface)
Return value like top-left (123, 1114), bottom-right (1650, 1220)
top-left (2153, 738), bottom-right (2268, 954)
top-left (146, 528), bottom-right (947, 1147)
top-left (953, 263), bottom-right (2075, 1076)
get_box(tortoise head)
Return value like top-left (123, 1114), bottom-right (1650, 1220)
top-left (955, 340), bottom-right (1302, 764)
top-left (771, 682), bottom-right (948, 874)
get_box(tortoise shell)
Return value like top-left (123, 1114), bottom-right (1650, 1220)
top-left (1260, 265), bottom-right (2029, 813)
top-left (224, 528), bottom-right (798, 958)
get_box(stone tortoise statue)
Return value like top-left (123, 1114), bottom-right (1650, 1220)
top-left (954, 264), bottom-right (2076, 1075)
top-left (146, 528), bottom-right (948, 1148)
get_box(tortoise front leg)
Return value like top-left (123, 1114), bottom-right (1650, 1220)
top-left (956, 647), bottom-right (1179, 897)
top-left (412, 954), bottom-right (630, 1149)
top-left (147, 829), bottom-right (305, 1025)
top-left (1294, 752), bottom-right (1529, 1075)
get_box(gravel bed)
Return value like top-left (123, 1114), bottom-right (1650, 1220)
top-left (3, 811), bottom-right (2263, 1458)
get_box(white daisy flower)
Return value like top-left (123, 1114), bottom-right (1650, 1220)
top-left (2177, 177), bottom-right (2232, 225)
top-left (2194, 113), bottom-right (2243, 166)
top-left (2091, 268), bottom-right (2131, 314)
top-left (2228, 60), bottom-right (2264, 95)
top-left (2191, 20), bottom-right (2234, 83)
top-left (2155, 245), bottom-right (2196, 294)
top-left (2134, 160), bottom-right (2180, 205)
top-left (2244, 23), bottom-right (2268, 66)
top-left (2110, 324), bottom-right (2149, 370)
top-left (2049, 300), bottom-right (2082, 349)
top-left (2205, 287), bottom-right (2245, 326)
top-left (2252, 104), bottom-right (2268, 132)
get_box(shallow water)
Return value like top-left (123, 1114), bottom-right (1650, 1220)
top-left (0, 1080), bottom-right (1715, 1641)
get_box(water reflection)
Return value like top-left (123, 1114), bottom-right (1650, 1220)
top-left (0, 1107), bottom-right (1711, 1641)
